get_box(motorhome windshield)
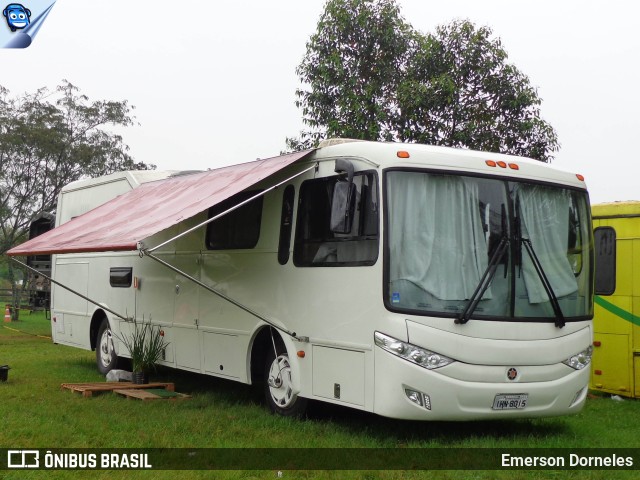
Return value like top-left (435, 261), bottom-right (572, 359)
top-left (385, 170), bottom-right (593, 322)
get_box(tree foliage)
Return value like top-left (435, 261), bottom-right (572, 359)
top-left (397, 20), bottom-right (558, 160)
top-left (288, 0), bottom-right (414, 151)
top-left (1, 81), bottom-right (153, 318)
top-left (0, 80), bottom-right (154, 256)
top-left (288, 0), bottom-right (559, 162)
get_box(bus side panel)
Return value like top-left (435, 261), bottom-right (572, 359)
top-left (634, 240), bottom-right (640, 398)
top-left (51, 260), bottom-right (89, 348)
top-left (591, 216), bottom-right (637, 397)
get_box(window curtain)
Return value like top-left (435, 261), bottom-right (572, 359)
top-left (516, 185), bottom-right (578, 303)
top-left (388, 173), bottom-right (488, 300)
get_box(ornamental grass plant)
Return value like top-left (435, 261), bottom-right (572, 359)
top-left (116, 318), bottom-right (168, 377)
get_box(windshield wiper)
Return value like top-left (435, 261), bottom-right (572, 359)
top-left (520, 237), bottom-right (566, 328)
top-left (456, 236), bottom-right (509, 325)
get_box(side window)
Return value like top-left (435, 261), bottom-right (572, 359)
top-left (594, 227), bottom-right (616, 295)
top-left (110, 267), bottom-right (132, 288)
top-left (567, 193), bottom-right (585, 276)
top-left (206, 190), bottom-right (263, 250)
top-left (278, 185), bottom-right (295, 265)
top-left (293, 171), bottom-right (379, 266)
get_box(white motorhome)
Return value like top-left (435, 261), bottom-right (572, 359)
top-left (9, 140), bottom-right (594, 420)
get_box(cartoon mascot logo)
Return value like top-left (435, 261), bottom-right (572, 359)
top-left (3, 3), bottom-right (31, 31)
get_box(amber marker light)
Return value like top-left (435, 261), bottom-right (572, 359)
top-left (297, 351), bottom-right (306, 358)
top-left (496, 161), bottom-right (507, 168)
top-left (397, 150), bottom-right (410, 158)
top-left (485, 160), bottom-right (497, 167)
top-left (508, 163), bottom-right (519, 170)
top-left (576, 174), bottom-right (585, 181)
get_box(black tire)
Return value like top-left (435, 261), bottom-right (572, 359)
top-left (264, 343), bottom-right (308, 417)
top-left (95, 318), bottom-right (119, 375)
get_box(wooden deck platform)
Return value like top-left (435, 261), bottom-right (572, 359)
top-left (61, 382), bottom-right (175, 398)
top-left (114, 388), bottom-right (191, 401)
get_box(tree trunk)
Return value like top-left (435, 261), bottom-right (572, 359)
top-left (7, 260), bottom-right (26, 322)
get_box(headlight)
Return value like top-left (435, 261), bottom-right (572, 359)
top-left (374, 332), bottom-right (454, 369)
top-left (562, 346), bottom-right (593, 370)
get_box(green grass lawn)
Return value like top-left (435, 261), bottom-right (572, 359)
top-left (1, 312), bottom-right (639, 480)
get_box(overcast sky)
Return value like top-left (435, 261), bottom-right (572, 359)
top-left (1, 0), bottom-right (639, 204)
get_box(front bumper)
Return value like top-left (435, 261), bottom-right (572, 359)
top-left (373, 346), bottom-right (589, 421)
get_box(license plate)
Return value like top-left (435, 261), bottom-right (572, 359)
top-left (492, 393), bottom-right (528, 410)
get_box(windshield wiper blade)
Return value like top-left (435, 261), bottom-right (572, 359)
top-left (520, 237), bottom-right (566, 328)
top-left (456, 236), bottom-right (509, 325)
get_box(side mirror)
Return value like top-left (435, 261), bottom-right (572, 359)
top-left (330, 159), bottom-right (356, 234)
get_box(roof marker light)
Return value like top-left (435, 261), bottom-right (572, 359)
top-left (485, 160), bottom-right (497, 167)
top-left (576, 174), bottom-right (585, 182)
top-left (397, 150), bottom-right (410, 159)
top-left (496, 161), bottom-right (507, 168)
top-left (508, 163), bottom-right (519, 170)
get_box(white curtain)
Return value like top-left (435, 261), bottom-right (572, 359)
top-left (517, 185), bottom-right (578, 303)
top-left (388, 173), bottom-right (488, 301)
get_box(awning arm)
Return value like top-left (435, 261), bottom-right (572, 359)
top-left (141, 250), bottom-right (308, 343)
top-left (8, 257), bottom-right (131, 322)
top-left (147, 162), bottom-right (318, 254)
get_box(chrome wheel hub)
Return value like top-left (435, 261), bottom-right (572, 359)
top-left (98, 329), bottom-right (114, 368)
top-left (268, 354), bottom-right (296, 408)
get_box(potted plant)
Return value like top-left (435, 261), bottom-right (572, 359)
top-left (117, 319), bottom-right (168, 384)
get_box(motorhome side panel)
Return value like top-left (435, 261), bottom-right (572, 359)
top-left (56, 177), bottom-right (134, 226)
top-left (51, 260), bottom-right (89, 346)
top-left (72, 159), bottom-right (381, 412)
top-left (51, 172), bottom-right (153, 347)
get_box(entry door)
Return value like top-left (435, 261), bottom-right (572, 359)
top-left (173, 253), bottom-right (201, 371)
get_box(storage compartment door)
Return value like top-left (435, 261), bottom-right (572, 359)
top-left (312, 346), bottom-right (365, 406)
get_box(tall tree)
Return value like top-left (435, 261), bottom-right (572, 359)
top-left (0, 80), bottom-right (154, 317)
top-left (287, 0), bottom-right (414, 151)
top-left (397, 20), bottom-right (559, 161)
top-left (288, 0), bottom-right (559, 162)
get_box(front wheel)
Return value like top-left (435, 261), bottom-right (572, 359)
top-left (96, 318), bottom-right (119, 375)
top-left (264, 347), bottom-right (308, 417)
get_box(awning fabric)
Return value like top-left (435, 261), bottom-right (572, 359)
top-left (7, 150), bottom-right (313, 256)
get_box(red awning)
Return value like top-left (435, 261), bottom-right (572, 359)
top-left (7, 150), bottom-right (313, 256)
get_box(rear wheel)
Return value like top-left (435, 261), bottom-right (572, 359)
top-left (264, 346), bottom-right (308, 417)
top-left (96, 318), bottom-right (118, 375)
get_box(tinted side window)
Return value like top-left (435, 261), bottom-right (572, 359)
top-left (110, 267), bottom-right (132, 288)
top-left (594, 227), bottom-right (616, 295)
top-left (278, 185), bottom-right (295, 265)
top-left (293, 171), bottom-right (378, 266)
top-left (206, 191), bottom-right (263, 250)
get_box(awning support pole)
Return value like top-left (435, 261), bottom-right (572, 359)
top-left (147, 163), bottom-right (318, 254)
top-left (8, 258), bottom-right (131, 321)
top-left (142, 250), bottom-right (308, 343)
